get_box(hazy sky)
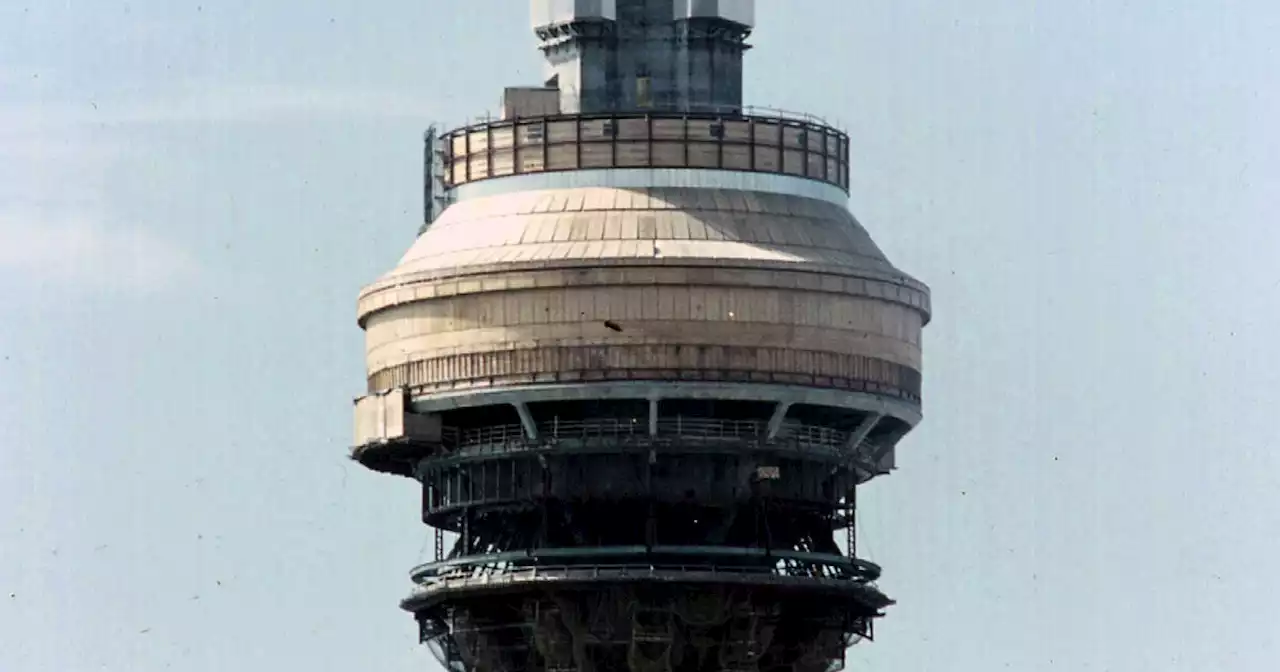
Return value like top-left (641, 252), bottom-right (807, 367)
top-left (2, 1), bottom-right (1278, 670)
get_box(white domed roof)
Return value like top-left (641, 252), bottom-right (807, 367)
top-left (378, 187), bottom-right (914, 284)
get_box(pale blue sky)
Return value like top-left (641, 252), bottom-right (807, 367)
top-left (2, 1), bottom-right (1278, 670)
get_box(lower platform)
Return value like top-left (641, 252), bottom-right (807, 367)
top-left (415, 581), bottom-right (882, 672)
top-left (406, 546), bottom-right (889, 672)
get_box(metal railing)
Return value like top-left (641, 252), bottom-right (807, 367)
top-left (439, 424), bottom-right (526, 448)
top-left (776, 422), bottom-right (849, 449)
top-left (542, 417), bottom-right (648, 439)
top-left (457, 104), bottom-right (841, 133)
top-left (439, 417), bottom-right (860, 451)
top-left (438, 108), bottom-right (851, 192)
top-left (720, 104), bottom-right (839, 128)
top-left (654, 417), bottom-right (764, 441)
top-left (410, 547), bottom-right (882, 586)
top-left (404, 562), bottom-right (886, 603)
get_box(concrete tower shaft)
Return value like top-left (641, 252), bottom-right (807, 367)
top-left (351, 5), bottom-right (931, 672)
top-left (531, 0), bottom-right (753, 114)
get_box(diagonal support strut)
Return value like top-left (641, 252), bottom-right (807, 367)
top-left (513, 401), bottom-right (539, 441)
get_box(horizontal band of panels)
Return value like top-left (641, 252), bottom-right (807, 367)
top-left (368, 345), bottom-right (922, 402)
top-left (449, 167), bottom-right (851, 206)
top-left (440, 112), bottom-right (850, 192)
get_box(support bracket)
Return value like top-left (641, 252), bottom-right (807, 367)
top-left (844, 412), bottom-right (883, 452)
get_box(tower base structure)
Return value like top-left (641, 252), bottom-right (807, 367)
top-left (415, 582), bottom-right (884, 672)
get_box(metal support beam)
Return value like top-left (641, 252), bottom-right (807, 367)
top-left (412, 458), bottom-right (431, 482)
top-left (844, 412), bottom-right (883, 452)
top-left (868, 444), bottom-right (895, 473)
top-left (513, 402), bottom-right (539, 441)
top-left (648, 397), bottom-right (659, 436)
top-left (765, 401), bottom-right (792, 440)
top-left (866, 425), bottom-right (909, 474)
top-left (847, 487), bottom-right (857, 558)
top-left (462, 508), bottom-right (471, 555)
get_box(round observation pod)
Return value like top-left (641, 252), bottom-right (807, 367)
top-left (350, 6), bottom-right (931, 672)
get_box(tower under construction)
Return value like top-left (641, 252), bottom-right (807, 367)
top-left (352, 2), bottom-right (931, 670)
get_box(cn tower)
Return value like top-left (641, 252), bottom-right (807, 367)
top-left (352, 2), bottom-right (931, 670)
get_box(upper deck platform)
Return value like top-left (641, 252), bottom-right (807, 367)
top-left (439, 109), bottom-right (851, 193)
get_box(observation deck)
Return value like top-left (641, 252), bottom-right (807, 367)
top-left (404, 546), bottom-right (889, 616)
top-left (438, 108), bottom-right (850, 193)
